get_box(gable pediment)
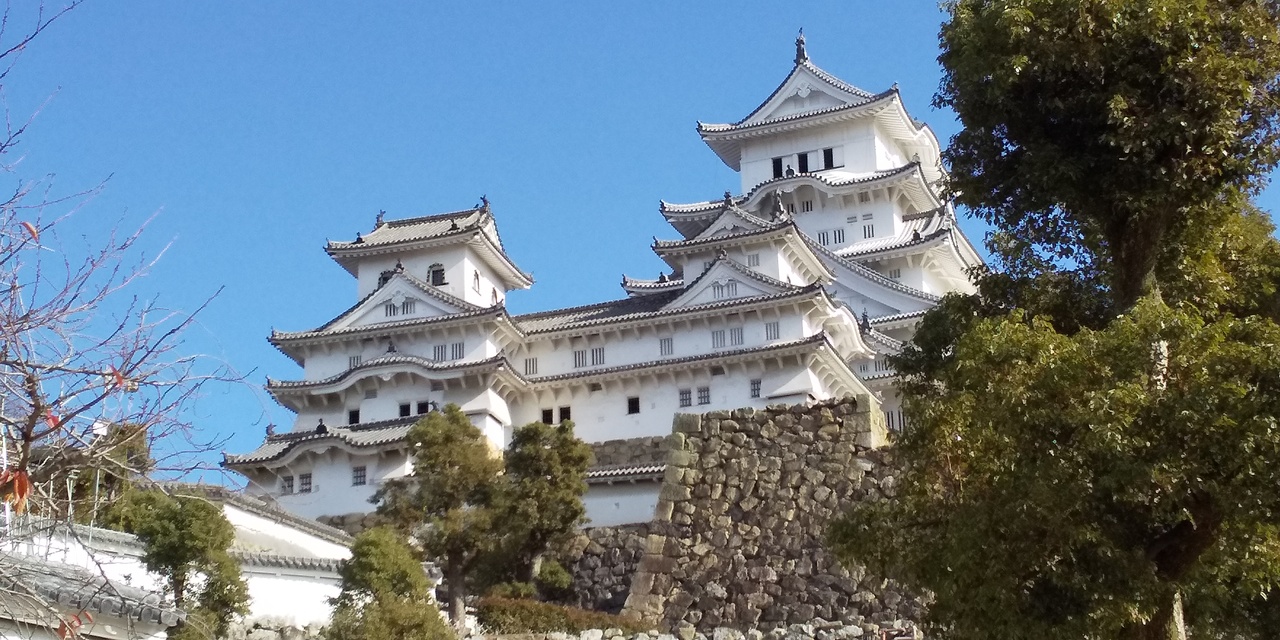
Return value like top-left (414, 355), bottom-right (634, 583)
top-left (664, 260), bottom-right (795, 310)
top-left (742, 66), bottom-right (865, 127)
top-left (693, 209), bottom-right (770, 241)
top-left (329, 277), bottom-right (470, 332)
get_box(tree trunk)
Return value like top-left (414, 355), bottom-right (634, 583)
top-left (446, 560), bottom-right (467, 632)
top-left (1121, 590), bottom-right (1185, 640)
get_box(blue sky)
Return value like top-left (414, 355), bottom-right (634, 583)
top-left (9, 1), bottom-right (1277, 476)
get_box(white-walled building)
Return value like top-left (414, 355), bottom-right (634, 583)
top-left (225, 35), bottom-right (981, 527)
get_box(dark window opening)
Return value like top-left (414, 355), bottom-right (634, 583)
top-left (797, 152), bottom-right (809, 174)
top-left (772, 157), bottom-right (784, 179)
top-left (627, 397), bottom-right (640, 415)
top-left (299, 473), bottom-right (313, 493)
top-left (399, 403), bottom-right (411, 417)
top-left (541, 409), bottom-right (554, 424)
top-left (429, 263), bottom-right (446, 286)
top-left (417, 401), bottom-right (430, 414)
top-left (558, 406), bottom-right (571, 423)
top-left (823, 148), bottom-right (834, 169)
top-left (281, 476), bottom-right (294, 495)
top-left (352, 466), bottom-right (367, 486)
top-left (348, 409), bottom-right (360, 425)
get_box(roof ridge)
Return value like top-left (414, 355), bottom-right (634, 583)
top-left (379, 207), bottom-right (482, 228)
top-left (702, 88), bottom-right (898, 133)
top-left (267, 353), bottom-right (510, 390)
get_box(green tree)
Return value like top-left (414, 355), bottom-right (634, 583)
top-left (324, 527), bottom-right (452, 640)
top-left (106, 489), bottom-right (249, 639)
top-left (495, 420), bottom-right (591, 585)
top-left (829, 2), bottom-right (1280, 640)
top-left (375, 404), bottom-right (504, 627)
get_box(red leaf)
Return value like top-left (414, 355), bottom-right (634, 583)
top-left (19, 221), bottom-right (38, 242)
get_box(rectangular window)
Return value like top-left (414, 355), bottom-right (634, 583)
top-left (524, 357), bottom-right (538, 375)
top-left (541, 409), bottom-right (554, 424)
top-left (797, 151), bottom-right (809, 174)
top-left (401, 299), bottom-right (416, 314)
top-left (348, 355), bottom-right (362, 369)
top-left (348, 409), bottom-right (360, 425)
top-left (712, 283), bottom-right (725, 299)
top-left (711, 329), bottom-right (726, 348)
top-left (678, 389), bottom-right (692, 408)
top-left (858, 192), bottom-right (872, 204)
top-left (833, 228), bottom-right (846, 244)
top-left (729, 327), bottom-right (744, 346)
top-left (558, 406), bottom-right (571, 422)
top-left (786, 203), bottom-right (796, 214)
top-left (451, 342), bottom-right (465, 360)
top-left (659, 337), bottom-right (673, 356)
top-left (823, 147), bottom-right (835, 169)
top-left (430, 266), bottom-right (446, 286)
top-left (801, 200), bottom-right (813, 213)
top-left (859, 362), bottom-right (870, 373)
top-left (772, 157), bottom-right (784, 179)
top-left (697, 387), bottom-right (711, 405)
top-left (863, 224), bottom-right (875, 239)
top-left (750, 379), bottom-right (762, 398)
top-left (746, 253), bottom-right (760, 267)
top-left (573, 349), bottom-right (587, 368)
top-left (726, 281), bottom-right (738, 296)
top-left (384, 303), bottom-right (399, 317)
top-left (281, 476), bottom-right (294, 495)
top-left (433, 345), bottom-right (448, 361)
top-left (817, 230), bottom-right (831, 246)
top-left (417, 401), bottom-right (430, 414)
top-left (627, 397), bottom-right (640, 415)
top-left (352, 466), bottom-right (367, 486)
top-left (862, 213), bottom-right (874, 221)
top-left (591, 347), bottom-right (605, 366)
top-left (399, 403), bottom-right (411, 417)
top-left (765, 321), bottom-right (780, 340)
top-left (299, 473), bottom-right (313, 493)
top-left (888, 268), bottom-right (902, 280)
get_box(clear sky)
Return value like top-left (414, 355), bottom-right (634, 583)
top-left (9, 1), bottom-right (1277, 477)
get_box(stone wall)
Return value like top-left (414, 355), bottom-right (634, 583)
top-left (561, 524), bottom-right (651, 613)
top-left (621, 396), bottom-right (925, 635)
top-left (590, 437), bottom-right (668, 468)
top-left (315, 511), bottom-right (383, 536)
top-left (221, 616), bottom-right (324, 640)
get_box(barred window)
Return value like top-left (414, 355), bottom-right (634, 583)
top-left (765, 321), bottom-right (780, 341)
top-left (746, 253), bottom-right (760, 267)
top-left (659, 337), bottom-right (673, 356)
top-left (433, 345), bottom-right (448, 361)
top-left (678, 389), bottom-right (692, 408)
top-left (352, 466), bottom-right (367, 486)
top-left (524, 357), bottom-right (538, 375)
top-left (299, 473), bottom-right (313, 494)
top-left (591, 347), bottom-right (605, 366)
top-left (573, 350), bottom-right (587, 368)
top-left (697, 387), bottom-right (711, 405)
top-left (384, 302), bottom-right (399, 317)
top-left (711, 330), bottom-right (726, 348)
top-left (750, 379), bottom-right (762, 398)
top-left (281, 476), bottom-right (294, 495)
top-left (729, 327), bottom-right (744, 346)
top-left (348, 355), bottom-right (362, 369)
top-left (451, 342), bottom-right (464, 360)
top-left (401, 299), bottom-right (416, 314)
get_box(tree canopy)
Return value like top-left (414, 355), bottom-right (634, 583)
top-left (830, 2), bottom-right (1280, 640)
top-left (324, 527), bottom-right (452, 640)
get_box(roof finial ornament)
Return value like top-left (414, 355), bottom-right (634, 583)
top-left (717, 248), bottom-right (728, 259)
top-left (354, 232), bottom-right (364, 244)
top-left (450, 219), bottom-right (460, 231)
top-left (795, 28), bottom-right (808, 65)
top-left (768, 189), bottom-right (788, 220)
top-left (480, 195), bottom-right (489, 210)
top-left (394, 259), bottom-right (405, 272)
top-left (387, 340), bottom-right (397, 354)
top-left (723, 191), bottom-right (734, 208)
top-left (266, 423), bottom-right (276, 437)
top-left (375, 210), bottom-right (385, 227)
top-left (859, 309), bottom-right (871, 334)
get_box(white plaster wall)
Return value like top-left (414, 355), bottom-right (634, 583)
top-left (738, 121), bottom-right (877, 190)
top-left (298, 318), bottom-right (499, 383)
top-left (266, 449), bottom-right (407, 519)
top-left (583, 483), bottom-right (661, 527)
top-left (355, 245), bottom-right (468, 300)
top-left (222, 504), bottom-right (352, 559)
top-left (241, 570), bottom-right (341, 626)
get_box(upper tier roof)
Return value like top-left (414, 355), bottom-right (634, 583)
top-left (325, 204), bottom-right (533, 288)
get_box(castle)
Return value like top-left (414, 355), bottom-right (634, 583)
top-left (224, 34), bottom-right (981, 527)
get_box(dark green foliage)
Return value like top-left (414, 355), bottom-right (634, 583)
top-left (831, 2), bottom-right (1280, 640)
top-left (323, 528), bottom-right (452, 640)
top-left (535, 559), bottom-right (575, 602)
top-left (106, 489), bottom-right (248, 638)
top-left (475, 597), bottom-right (647, 634)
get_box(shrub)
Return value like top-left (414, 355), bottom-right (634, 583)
top-left (475, 597), bottom-right (648, 634)
top-left (486, 581), bottom-right (537, 599)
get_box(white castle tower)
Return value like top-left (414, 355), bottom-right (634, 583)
top-left (225, 35), bottom-right (981, 527)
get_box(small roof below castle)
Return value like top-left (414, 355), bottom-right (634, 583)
top-left (223, 415), bottom-right (419, 468)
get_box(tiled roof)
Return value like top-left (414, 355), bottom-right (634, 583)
top-left (700, 88), bottom-right (899, 136)
top-left (870, 309), bottom-right (930, 325)
top-left (863, 329), bottom-right (905, 352)
top-left (620, 275), bottom-right (684, 295)
top-left (163, 483), bottom-right (355, 547)
top-left (232, 551), bottom-right (343, 572)
top-left (652, 221), bottom-right (793, 252)
top-left (585, 463), bottom-right (665, 484)
top-left (0, 554), bottom-right (183, 627)
top-left (513, 284), bottom-right (822, 335)
top-left (659, 195), bottom-right (749, 215)
top-left (327, 207), bottom-right (486, 252)
top-left (741, 163), bottom-right (922, 205)
top-left (837, 208), bottom-right (951, 259)
top-left (799, 232), bottom-right (941, 303)
top-left (676, 253), bottom-right (805, 297)
top-left (729, 59), bottom-right (877, 128)
top-left (223, 416), bottom-right (419, 467)
top-left (271, 306), bottom-right (500, 343)
top-left (267, 354), bottom-right (510, 391)
top-left (527, 333), bottom-right (831, 384)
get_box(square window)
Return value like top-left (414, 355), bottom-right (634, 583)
top-left (402, 299), bottom-right (416, 314)
top-left (433, 345), bottom-right (448, 361)
top-left (352, 466), bottom-right (367, 486)
top-left (750, 379), bottom-right (762, 398)
top-left (746, 253), bottom-right (760, 267)
top-left (558, 406), bottom-right (571, 423)
top-left (417, 401), bottom-right (430, 414)
top-left (729, 327), bottom-right (744, 346)
top-left (384, 302), bottom-right (399, 317)
top-left (858, 192), bottom-right (872, 204)
top-left (451, 342), bottom-right (465, 360)
top-left (833, 229), bottom-right (845, 244)
top-left (281, 476), bottom-right (294, 495)
top-left (817, 231), bottom-right (831, 245)
top-left (888, 268), bottom-right (902, 280)
top-left (573, 349), bottom-right (587, 368)
top-left (678, 389), bottom-right (692, 408)
top-left (711, 330), bottom-right (726, 348)
top-left (801, 200), bottom-right (813, 212)
top-left (399, 403), bottom-right (411, 417)
top-left (524, 357), bottom-right (538, 375)
top-left (697, 387), bottom-right (711, 405)
top-left (627, 397), bottom-right (640, 415)
top-left (659, 337), bottom-right (673, 356)
top-left (348, 409), bottom-right (360, 425)
top-left (765, 321), bottom-right (780, 341)
top-left (863, 224), bottom-right (875, 239)
top-left (591, 347), bottom-right (605, 366)
top-left (541, 409), bottom-right (554, 424)
top-left (348, 355), bottom-right (362, 369)
top-left (299, 473), bottom-right (313, 494)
